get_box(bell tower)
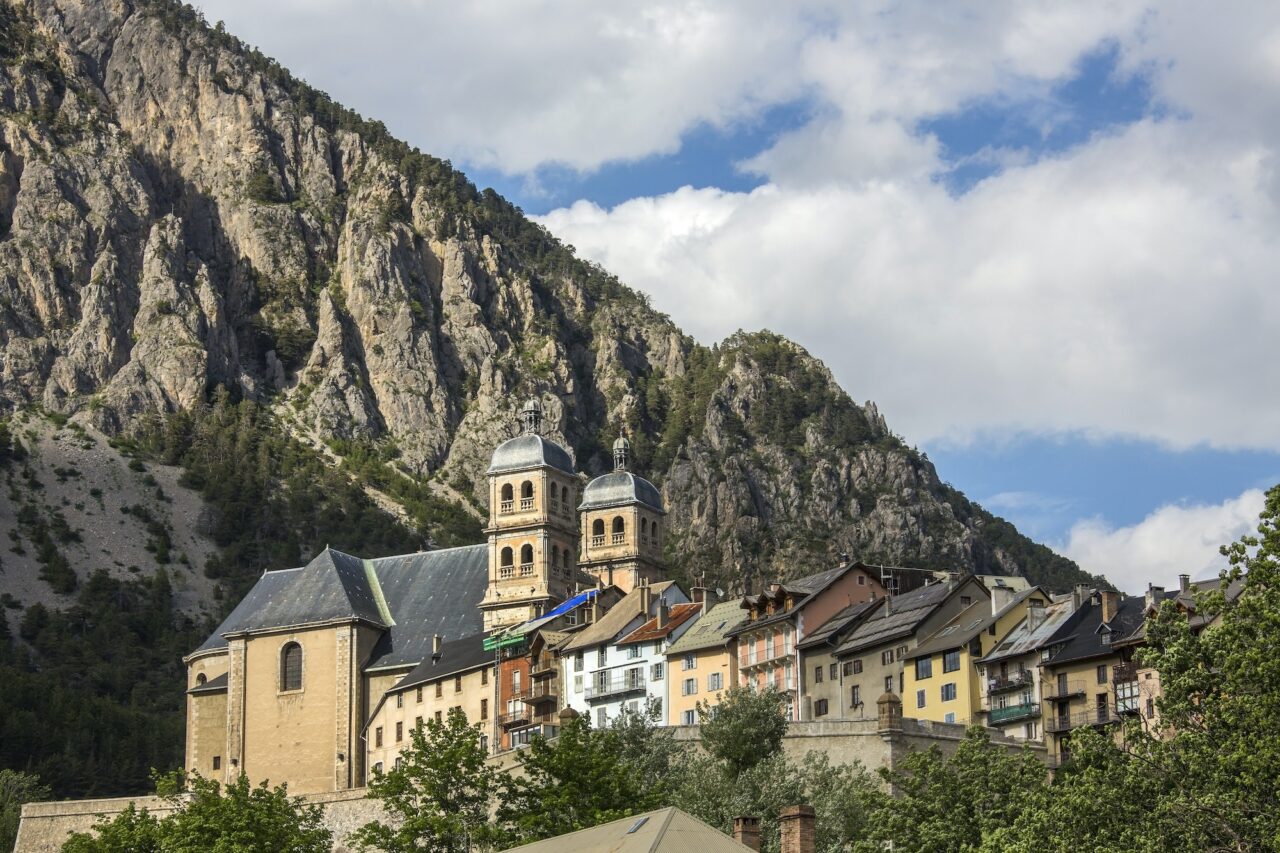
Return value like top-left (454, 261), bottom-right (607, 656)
top-left (480, 398), bottom-right (580, 632)
top-left (577, 435), bottom-right (667, 594)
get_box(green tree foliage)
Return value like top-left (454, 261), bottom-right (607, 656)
top-left (134, 390), bottom-right (425, 599)
top-left (496, 712), bottom-right (665, 844)
top-left (0, 570), bottom-right (204, 798)
top-left (63, 774), bottom-right (331, 853)
top-left (1, 769), bottom-right (50, 853)
top-left (350, 709), bottom-right (501, 853)
top-left (242, 167), bottom-right (282, 204)
top-left (697, 686), bottom-right (788, 776)
top-left (849, 728), bottom-right (1047, 853)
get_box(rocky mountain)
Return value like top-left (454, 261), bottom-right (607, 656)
top-left (0, 0), bottom-right (1102, 603)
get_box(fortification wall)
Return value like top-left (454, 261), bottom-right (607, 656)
top-left (16, 719), bottom-right (1043, 852)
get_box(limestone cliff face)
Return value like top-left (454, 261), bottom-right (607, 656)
top-left (0, 0), bottom-right (1094, 593)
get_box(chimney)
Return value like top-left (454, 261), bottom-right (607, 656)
top-left (732, 816), bottom-right (761, 851)
top-left (990, 584), bottom-right (1016, 615)
top-left (779, 804), bottom-right (816, 853)
top-left (1100, 590), bottom-right (1120, 624)
top-left (431, 634), bottom-right (442, 661)
top-left (1179, 574), bottom-right (1191, 594)
top-left (639, 579), bottom-right (652, 616)
top-left (1145, 583), bottom-right (1165, 611)
top-left (838, 552), bottom-right (851, 567)
top-left (1072, 584), bottom-right (1091, 611)
top-left (884, 593), bottom-right (893, 616)
top-left (1026, 599), bottom-right (1045, 631)
top-left (657, 602), bottom-right (669, 629)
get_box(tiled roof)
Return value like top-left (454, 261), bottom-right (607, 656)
top-left (665, 601), bottom-right (746, 655)
top-left (192, 544), bottom-right (489, 671)
top-left (560, 581), bottom-right (680, 653)
top-left (617, 603), bottom-right (702, 645)
top-left (834, 579), bottom-right (980, 657)
top-left (500, 806), bottom-right (755, 853)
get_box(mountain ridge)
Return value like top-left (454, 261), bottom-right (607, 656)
top-left (0, 0), bottom-right (1103, 600)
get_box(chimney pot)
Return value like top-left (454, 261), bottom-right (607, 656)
top-left (732, 816), bottom-right (761, 851)
top-left (1145, 584), bottom-right (1165, 611)
top-left (779, 804), bottom-right (816, 853)
top-left (1179, 573), bottom-right (1191, 593)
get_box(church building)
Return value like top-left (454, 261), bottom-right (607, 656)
top-left (182, 398), bottom-right (669, 794)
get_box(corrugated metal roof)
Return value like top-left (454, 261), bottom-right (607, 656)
top-left (797, 599), bottom-right (880, 649)
top-left (978, 596), bottom-right (1079, 664)
top-left (834, 580), bottom-right (975, 657)
top-left (905, 587), bottom-right (1043, 661)
top-left (665, 601), bottom-right (746, 655)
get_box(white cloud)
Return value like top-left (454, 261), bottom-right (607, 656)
top-left (195, 0), bottom-right (1280, 450)
top-left (1059, 489), bottom-right (1265, 594)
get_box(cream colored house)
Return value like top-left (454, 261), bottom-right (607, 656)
top-left (663, 596), bottom-right (743, 726)
top-left (364, 634), bottom-right (495, 774)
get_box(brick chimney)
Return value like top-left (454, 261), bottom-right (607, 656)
top-left (779, 804), bottom-right (816, 853)
top-left (1100, 590), bottom-right (1120, 624)
top-left (732, 816), bottom-right (760, 851)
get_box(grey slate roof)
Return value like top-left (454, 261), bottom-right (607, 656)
top-left (905, 587), bottom-right (1043, 661)
top-left (798, 599), bottom-right (880, 650)
top-left (730, 564), bottom-right (858, 636)
top-left (834, 579), bottom-right (980, 657)
top-left (487, 434), bottom-right (575, 475)
top-left (579, 471), bottom-right (664, 512)
top-left (192, 544), bottom-right (488, 671)
top-left (187, 672), bottom-right (228, 695)
top-left (388, 634), bottom-right (492, 694)
top-left (1043, 592), bottom-right (1148, 666)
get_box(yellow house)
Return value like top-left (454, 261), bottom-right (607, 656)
top-left (901, 586), bottom-right (1047, 726)
top-left (364, 634), bottom-right (495, 774)
top-left (664, 597), bottom-right (743, 726)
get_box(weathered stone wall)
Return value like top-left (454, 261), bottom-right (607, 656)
top-left (17, 719), bottom-right (1044, 852)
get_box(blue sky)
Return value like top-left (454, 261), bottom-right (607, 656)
top-left (201, 0), bottom-right (1280, 592)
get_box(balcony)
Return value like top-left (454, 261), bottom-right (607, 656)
top-left (1042, 680), bottom-right (1086, 701)
top-left (498, 706), bottom-right (531, 729)
top-left (518, 562), bottom-right (534, 577)
top-left (1113, 662), bottom-right (1138, 683)
top-left (530, 656), bottom-right (557, 677)
top-left (499, 565), bottom-right (514, 579)
top-left (611, 532), bottom-right (625, 545)
top-left (1044, 707), bottom-right (1118, 734)
top-left (499, 500), bottom-right (514, 514)
top-left (740, 645), bottom-right (793, 670)
top-left (987, 670), bottom-right (1034, 694)
top-left (520, 497), bottom-right (534, 511)
top-left (518, 683), bottom-right (559, 705)
top-left (591, 535), bottom-right (605, 548)
top-left (584, 673), bottom-right (646, 701)
top-left (987, 702), bottom-right (1040, 725)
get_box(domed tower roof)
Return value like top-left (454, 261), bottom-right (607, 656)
top-left (487, 396), bottom-right (574, 474)
top-left (487, 434), bottom-right (575, 475)
top-left (579, 471), bottom-right (664, 514)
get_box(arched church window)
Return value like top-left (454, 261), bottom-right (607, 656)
top-left (500, 483), bottom-right (514, 513)
top-left (520, 544), bottom-right (534, 575)
top-left (500, 547), bottom-right (513, 566)
top-left (520, 480), bottom-right (534, 510)
top-left (641, 517), bottom-right (649, 542)
top-left (196, 673), bottom-right (207, 687)
top-left (280, 642), bottom-right (302, 692)
top-left (591, 518), bottom-right (605, 547)
top-left (552, 545), bottom-right (561, 570)
top-left (611, 516), bottom-right (625, 545)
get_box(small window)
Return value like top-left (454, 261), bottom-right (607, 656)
top-left (574, 652), bottom-right (584, 672)
top-left (500, 483), bottom-right (513, 503)
top-left (373, 762), bottom-right (383, 775)
top-left (943, 651), bottom-right (961, 672)
top-left (415, 716), bottom-right (423, 730)
top-left (212, 755), bottom-right (221, 771)
top-left (814, 698), bottom-right (829, 717)
top-left (628, 645), bottom-right (641, 659)
top-left (651, 662), bottom-right (665, 681)
top-left (916, 689), bottom-right (926, 709)
top-left (500, 547), bottom-right (513, 567)
top-left (852, 659), bottom-right (863, 674)
top-left (961, 596), bottom-right (972, 607)
top-left (455, 676), bottom-right (463, 693)
top-left (941, 682), bottom-right (957, 702)
top-left (882, 650), bottom-right (894, 665)
top-left (597, 707), bottom-right (607, 728)
top-left (885, 675), bottom-right (894, 694)
top-left (915, 658), bottom-right (933, 679)
top-left (416, 686), bottom-right (423, 703)
top-left (842, 661), bottom-right (854, 677)
top-left (196, 673), bottom-right (207, 686)
top-left (481, 698), bottom-right (489, 720)
top-left (598, 647), bottom-right (607, 667)
top-left (520, 480), bottom-right (534, 499)
top-left (375, 727), bottom-right (384, 748)
top-left (682, 709), bottom-right (696, 725)
top-left (851, 685), bottom-right (862, 707)
top-left (396, 694), bottom-right (403, 709)
top-left (435, 682), bottom-right (443, 698)
top-left (1097, 664), bottom-right (1108, 684)
top-left (280, 642), bottom-right (302, 692)
top-left (683, 678), bottom-right (698, 696)
top-left (829, 663), bottom-right (838, 680)
top-left (708, 672), bottom-right (723, 691)
top-left (435, 710), bottom-right (442, 723)
top-left (683, 653), bottom-right (697, 670)
top-left (395, 722), bottom-right (403, 743)
top-left (592, 518), bottom-right (605, 537)
top-left (612, 516), bottom-right (625, 534)
top-left (814, 665), bottom-right (824, 684)
top-left (520, 544), bottom-right (534, 565)
top-left (857, 574), bottom-right (866, 585)
top-left (482, 667), bottom-right (490, 685)
top-left (944, 712), bottom-right (956, 723)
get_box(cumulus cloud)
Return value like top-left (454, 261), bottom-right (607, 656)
top-left (197, 0), bottom-right (1280, 450)
top-left (1059, 489), bottom-right (1265, 594)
